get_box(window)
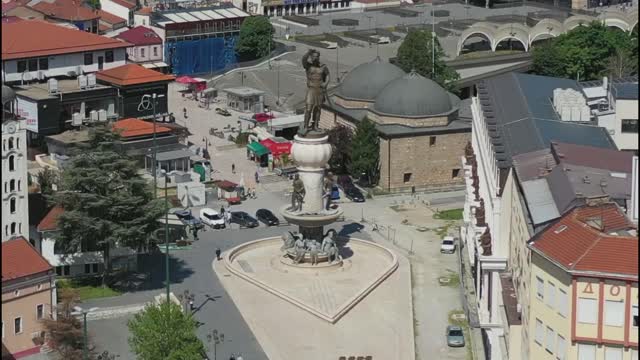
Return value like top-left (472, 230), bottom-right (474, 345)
top-left (8, 137), bottom-right (14, 149)
top-left (36, 304), bottom-right (44, 320)
top-left (429, 136), bottom-right (436, 146)
top-left (536, 276), bottom-right (544, 300)
top-left (452, 169), bottom-right (460, 178)
top-left (141, 48), bottom-right (145, 58)
top-left (39, 57), bottom-right (49, 70)
top-left (153, 46), bottom-right (158, 56)
top-left (105, 50), bottom-right (114, 63)
top-left (10, 222), bottom-right (16, 235)
top-left (10, 197), bottom-right (16, 213)
top-left (17, 60), bottom-right (26, 73)
top-left (632, 305), bottom-right (638, 327)
top-left (56, 265), bottom-right (70, 276)
top-left (84, 53), bottom-right (93, 65)
top-left (605, 299), bottom-right (625, 327)
top-left (92, 263), bottom-right (98, 273)
top-left (604, 347), bottom-right (623, 360)
top-left (535, 319), bottom-right (544, 345)
top-left (17, 180), bottom-right (21, 191)
top-left (9, 155), bottom-right (15, 171)
top-left (85, 263), bottom-right (91, 274)
top-left (558, 289), bottom-right (568, 317)
top-left (578, 344), bottom-right (596, 360)
top-left (546, 282), bottom-right (556, 309)
top-left (545, 327), bottom-right (555, 353)
top-left (556, 334), bottom-right (566, 360)
top-left (28, 58), bottom-right (38, 71)
top-left (403, 173), bottom-right (412, 183)
top-left (622, 119), bottom-right (638, 133)
top-left (14, 317), bottom-right (22, 334)
top-left (578, 298), bottom-right (598, 324)
top-left (10, 179), bottom-right (15, 192)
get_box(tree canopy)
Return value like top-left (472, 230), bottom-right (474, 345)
top-left (349, 118), bottom-right (379, 186)
top-left (50, 126), bottom-right (164, 286)
top-left (531, 22), bottom-right (638, 81)
top-left (235, 16), bottom-right (275, 61)
top-left (327, 125), bottom-right (353, 174)
top-left (395, 29), bottom-right (460, 91)
top-left (128, 302), bottom-right (205, 360)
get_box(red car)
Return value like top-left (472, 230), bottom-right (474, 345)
top-left (254, 112), bottom-right (275, 123)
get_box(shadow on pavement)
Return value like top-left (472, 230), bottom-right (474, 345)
top-left (111, 254), bottom-right (194, 293)
top-left (338, 222), bottom-right (365, 237)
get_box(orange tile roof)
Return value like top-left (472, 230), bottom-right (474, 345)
top-left (529, 203), bottom-right (638, 279)
top-left (97, 9), bottom-right (126, 25)
top-left (1, 19), bottom-right (131, 60)
top-left (37, 206), bottom-right (64, 232)
top-left (2, 237), bottom-right (53, 281)
top-left (96, 63), bottom-right (175, 86)
top-left (31, 0), bottom-right (100, 21)
top-left (112, 118), bottom-right (172, 138)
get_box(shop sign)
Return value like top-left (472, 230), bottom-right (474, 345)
top-left (17, 98), bottom-right (38, 133)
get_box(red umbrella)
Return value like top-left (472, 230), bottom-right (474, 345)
top-left (176, 76), bottom-right (197, 84)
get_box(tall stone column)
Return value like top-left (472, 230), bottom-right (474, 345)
top-left (290, 134), bottom-right (332, 213)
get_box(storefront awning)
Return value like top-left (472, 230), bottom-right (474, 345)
top-left (260, 138), bottom-right (291, 156)
top-left (246, 141), bottom-right (270, 157)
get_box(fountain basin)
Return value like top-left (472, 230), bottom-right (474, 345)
top-left (280, 205), bottom-right (343, 228)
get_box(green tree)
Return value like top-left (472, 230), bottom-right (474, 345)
top-left (349, 118), bottom-right (379, 186)
top-left (327, 125), bottom-right (353, 174)
top-left (531, 22), bottom-right (637, 81)
top-left (395, 29), bottom-right (460, 91)
top-left (85, 0), bottom-right (101, 10)
top-left (235, 16), bottom-right (275, 61)
top-left (36, 167), bottom-right (59, 195)
top-left (128, 302), bottom-right (205, 360)
top-left (51, 126), bottom-right (164, 286)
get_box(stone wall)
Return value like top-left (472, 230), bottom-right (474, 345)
top-left (379, 132), bottom-right (470, 191)
top-left (319, 108), bottom-right (357, 131)
top-left (333, 96), bottom-right (374, 109)
top-left (369, 111), bottom-right (454, 128)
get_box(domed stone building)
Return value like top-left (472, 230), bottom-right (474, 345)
top-left (320, 58), bottom-right (472, 192)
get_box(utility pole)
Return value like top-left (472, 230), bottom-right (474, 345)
top-left (71, 306), bottom-right (98, 360)
top-left (276, 59), bottom-right (281, 105)
top-left (151, 93), bottom-right (157, 198)
top-left (164, 171), bottom-right (170, 303)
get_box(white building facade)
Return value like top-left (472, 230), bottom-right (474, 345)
top-left (2, 88), bottom-right (29, 242)
top-left (100, 0), bottom-right (136, 26)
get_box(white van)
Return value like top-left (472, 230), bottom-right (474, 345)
top-left (199, 208), bottom-right (226, 229)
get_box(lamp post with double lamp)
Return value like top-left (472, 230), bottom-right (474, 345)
top-left (206, 329), bottom-right (225, 360)
top-left (161, 170), bottom-right (170, 303)
top-left (147, 92), bottom-right (166, 199)
top-left (71, 306), bottom-right (98, 360)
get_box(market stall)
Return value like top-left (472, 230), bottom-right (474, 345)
top-left (214, 180), bottom-right (242, 205)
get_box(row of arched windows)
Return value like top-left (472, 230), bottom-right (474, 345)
top-left (4, 180), bottom-right (22, 193)
top-left (2, 137), bottom-right (20, 151)
top-left (4, 222), bottom-right (21, 236)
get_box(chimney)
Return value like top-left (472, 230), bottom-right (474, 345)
top-left (602, 76), bottom-right (608, 91)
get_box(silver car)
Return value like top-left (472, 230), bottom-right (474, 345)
top-left (446, 325), bottom-right (465, 347)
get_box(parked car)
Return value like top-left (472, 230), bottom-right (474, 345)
top-left (199, 208), bottom-right (226, 229)
top-left (275, 166), bottom-right (298, 177)
top-left (331, 185), bottom-right (340, 200)
top-left (337, 175), bottom-right (353, 190)
top-left (446, 325), bottom-right (465, 347)
top-left (173, 209), bottom-right (204, 229)
top-left (229, 211), bottom-right (259, 228)
top-left (344, 185), bottom-right (365, 202)
top-left (255, 209), bottom-right (279, 226)
top-left (215, 108), bottom-right (231, 116)
top-left (440, 236), bottom-right (456, 254)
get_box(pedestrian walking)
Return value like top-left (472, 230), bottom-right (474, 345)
top-left (220, 206), bottom-right (226, 216)
top-left (183, 107), bottom-right (188, 119)
top-left (255, 171), bottom-right (259, 184)
top-left (232, 163), bottom-right (236, 174)
top-left (215, 247), bottom-right (221, 260)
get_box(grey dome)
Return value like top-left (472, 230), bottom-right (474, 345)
top-left (338, 57), bottom-right (405, 101)
top-left (373, 71), bottom-right (454, 117)
top-left (2, 85), bottom-right (16, 105)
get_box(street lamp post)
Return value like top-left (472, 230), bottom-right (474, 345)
top-left (276, 59), bottom-right (281, 105)
top-left (71, 306), bottom-right (98, 360)
top-left (431, 3), bottom-right (436, 79)
top-left (163, 170), bottom-right (170, 303)
top-left (148, 93), bottom-right (166, 199)
top-left (206, 329), bottom-right (225, 360)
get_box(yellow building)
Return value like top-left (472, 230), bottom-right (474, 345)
top-left (528, 203), bottom-right (638, 360)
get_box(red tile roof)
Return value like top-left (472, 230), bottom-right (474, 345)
top-left (529, 203), bottom-right (638, 279)
top-left (551, 142), bottom-right (634, 173)
top-left (107, 0), bottom-right (136, 9)
top-left (2, 237), bottom-right (53, 281)
top-left (112, 118), bottom-right (172, 138)
top-left (97, 9), bottom-right (126, 25)
top-left (116, 26), bottom-right (162, 46)
top-left (96, 63), bottom-right (174, 86)
top-left (135, 6), bottom-right (152, 14)
top-left (31, 0), bottom-right (100, 21)
top-left (1, 19), bottom-right (131, 60)
top-left (38, 206), bottom-right (64, 232)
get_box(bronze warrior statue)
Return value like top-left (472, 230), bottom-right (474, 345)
top-left (301, 49), bottom-right (330, 134)
top-left (290, 174), bottom-right (305, 212)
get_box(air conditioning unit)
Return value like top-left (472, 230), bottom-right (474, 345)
top-left (90, 110), bottom-right (98, 122)
top-left (87, 73), bottom-right (96, 88)
top-left (98, 109), bottom-right (107, 122)
top-left (48, 78), bottom-right (59, 94)
top-left (78, 75), bottom-right (87, 89)
top-left (72, 112), bottom-right (83, 126)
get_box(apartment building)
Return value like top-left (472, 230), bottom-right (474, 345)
top-left (528, 203), bottom-right (638, 360)
top-left (1, 238), bottom-right (56, 359)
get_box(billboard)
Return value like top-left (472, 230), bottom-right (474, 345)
top-left (16, 97), bottom-right (38, 133)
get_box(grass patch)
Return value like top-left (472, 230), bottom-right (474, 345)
top-left (58, 277), bottom-right (122, 301)
top-left (439, 269), bottom-right (461, 288)
top-left (434, 208), bottom-right (463, 220)
top-left (435, 221), bottom-right (456, 237)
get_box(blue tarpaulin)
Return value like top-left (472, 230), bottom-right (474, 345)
top-left (166, 36), bottom-right (238, 76)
